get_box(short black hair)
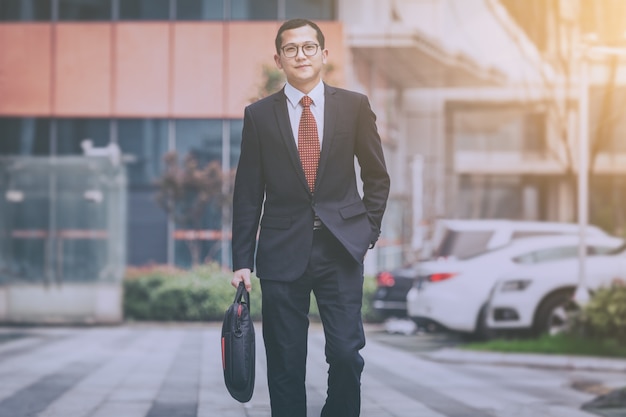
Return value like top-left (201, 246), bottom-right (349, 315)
top-left (275, 19), bottom-right (325, 54)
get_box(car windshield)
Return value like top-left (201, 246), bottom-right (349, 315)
top-left (432, 229), bottom-right (494, 260)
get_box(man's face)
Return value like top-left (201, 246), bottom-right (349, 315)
top-left (274, 25), bottom-right (327, 92)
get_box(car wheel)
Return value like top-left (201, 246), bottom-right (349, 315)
top-left (461, 304), bottom-right (494, 341)
top-left (473, 303), bottom-right (495, 341)
top-left (534, 290), bottom-right (576, 336)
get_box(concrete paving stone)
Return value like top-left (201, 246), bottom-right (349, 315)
top-left (37, 329), bottom-right (166, 417)
top-left (89, 401), bottom-right (152, 417)
top-left (427, 348), bottom-right (626, 372)
top-left (0, 360), bottom-right (101, 417)
top-left (0, 323), bottom-right (619, 417)
top-left (104, 331), bottom-right (184, 404)
top-left (0, 336), bottom-right (44, 355)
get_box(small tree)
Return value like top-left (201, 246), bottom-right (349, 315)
top-left (155, 151), bottom-right (230, 266)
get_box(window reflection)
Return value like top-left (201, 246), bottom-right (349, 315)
top-left (286, 0), bottom-right (335, 20)
top-left (56, 119), bottom-right (110, 155)
top-left (58, 0), bottom-right (111, 21)
top-left (0, 117), bottom-right (244, 269)
top-left (117, 119), bottom-right (169, 187)
top-left (0, 118), bottom-right (51, 155)
top-left (229, 119), bottom-right (243, 169)
top-left (231, 0), bottom-right (278, 20)
top-left (0, 0), bottom-right (336, 21)
top-left (177, 0), bottom-right (223, 20)
top-left (0, 0), bottom-right (51, 21)
top-left (119, 0), bottom-right (170, 20)
top-left (175, 119), bottom-right (222, 167)
top-left (173, 119), bottom-right (223, 267)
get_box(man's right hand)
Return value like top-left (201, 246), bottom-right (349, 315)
top-left (231, 268), bottom-right (252, 292)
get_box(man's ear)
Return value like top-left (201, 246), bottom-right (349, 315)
top-left (274, 54), bottom-right (283, 70)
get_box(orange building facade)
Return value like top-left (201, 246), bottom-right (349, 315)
top-left (0, 1), bottom-right (346, 267)
top-left (0, 21), bottom-right (345, 118)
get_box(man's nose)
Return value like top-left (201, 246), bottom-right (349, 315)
top-left (295, 46), bottom-right (307, 58)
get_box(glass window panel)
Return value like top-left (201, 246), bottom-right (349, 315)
top-left (590, 245), bottom-right (616, 255)
top-left (0, 160), bottom-right (50, 283)
top-left (516, 246), bottom-right (579, 264)
top-left (127, 190), bottom-right (168, 266)
top-left (54, 162), bottom-right (108, 282)
top-left (175, 119), bottom-right (222, 166)
top-left (286, 0), bottom-right (335, 20)
top-left (58, 0), bottom-right (112, 21)
top-left (174, 239), bottom-right (221, 268)
top-left (119, 0), bottom-right (170, 20)
top-left (455, 175), bottom-right (522, 219)
top-left (176, 0), bottom-right (223, 20)
top-left (523, 113), bottom-right (546, 153)
top-left (0, 118), bottom-right (51, 156)
top-left (173, 119), bottom-right (223, 267)
top-left (0, 0), bottom-right (51, 21)
top-left (453, 108), bottom-right (545, 153)
top-left (229, 119), bottom-right (243, 169)
top-left (231, 0), bottom-right (278, 20)
top-left (117, 119), bottom-right (169, 187)
top-left (175, 119), bottom-right (222, 229)
top-left (56, 119), bottom-right (111, 155)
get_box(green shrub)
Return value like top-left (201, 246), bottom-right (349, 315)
top-left (123, 264), bottom-right (261, 321)
top-left (123, 264), bottom-right (380, 323)
top-left (572, 281), bottom-right (626, 342)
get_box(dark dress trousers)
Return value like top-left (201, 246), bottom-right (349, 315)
top-left (232, 83), bottom-right (390, 417)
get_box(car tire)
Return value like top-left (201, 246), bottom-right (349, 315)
top-left (473, 303), bottom-right (495, 341)
top-left (533, 290), bottom-right (576, 336)
top-left (462, 304), bottom-right (494, 341)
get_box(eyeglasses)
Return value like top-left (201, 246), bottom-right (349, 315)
top-left (281, 43), bottom-right (320, 58)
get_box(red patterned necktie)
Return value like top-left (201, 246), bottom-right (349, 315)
top-left (298, 95), bottom-right (320, 193)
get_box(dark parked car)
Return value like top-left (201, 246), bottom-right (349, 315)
top-left (372, 266), bottom-right (419, 318)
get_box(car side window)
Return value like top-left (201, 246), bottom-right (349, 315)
top-left (588, 246), bottom-right (616, 255)
top-left (513, 246), bottom-right (579, 264)
top-left (511, 231), bottom-right (563, 239)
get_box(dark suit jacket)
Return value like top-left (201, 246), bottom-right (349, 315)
top-left (232, 83), bottom-right (390, 281)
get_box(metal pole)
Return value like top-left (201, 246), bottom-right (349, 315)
top-left (574, 54), bottom-right (590, 305)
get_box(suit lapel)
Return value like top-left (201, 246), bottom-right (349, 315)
top-left (317, 84), bottom-right (337, 188)
top-left (273, 90), bottom-right (310, 192)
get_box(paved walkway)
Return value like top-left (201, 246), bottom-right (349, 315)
top-left (0, 323), bottom-right (624, 417)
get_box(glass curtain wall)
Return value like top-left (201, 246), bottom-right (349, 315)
top-left (117, 119), bottom-right (169, 266)
top-left (0, 0), bottom-right (336, 20)
top-left (0, 117), bottom-right (242, 268)
top-left (0, 0), bottom-right (51, 20)
top-left (173, 119), bottom-right (223, 267)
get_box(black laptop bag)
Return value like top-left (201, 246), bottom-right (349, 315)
top-left (221, 282), bottom-right (255, 403)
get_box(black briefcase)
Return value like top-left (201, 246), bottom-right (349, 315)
top-left (221, 282), bottom-right (255, 403)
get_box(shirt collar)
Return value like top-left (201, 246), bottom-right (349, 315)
top-left (284, 80), bottom-right (324, 109)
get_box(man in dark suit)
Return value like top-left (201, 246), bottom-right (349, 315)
top-left (231, 18), bottom-right (390, 417)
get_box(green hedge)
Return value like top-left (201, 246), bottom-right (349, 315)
top-left (123, 264), bottom-right (381, 323)
top-left (572, 282), bottom-right (626, 342)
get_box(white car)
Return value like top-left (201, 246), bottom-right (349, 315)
top-left (487, 243), bottom-right (626, 335)
top-left (424, 219), bottom-right (610, 261)
top-left (373, 219), bottom-right (611, 318)
top-left (406, 234), bottom-right (623, 338)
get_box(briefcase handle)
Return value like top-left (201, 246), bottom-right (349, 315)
top-left (233, 282), bottom-right (251, 336)
top-left (234, 281), bottom-right (251, 311)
